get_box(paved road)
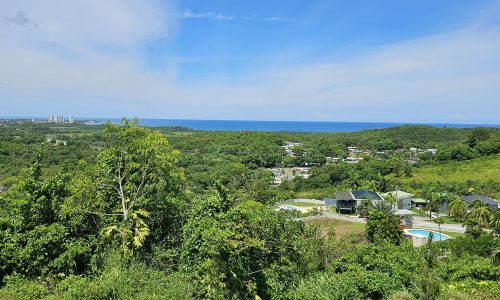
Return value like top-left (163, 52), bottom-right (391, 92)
top-left (297, 212), bottom-right (466, 233)
top-left (412, 216), bottom-right (465, 233)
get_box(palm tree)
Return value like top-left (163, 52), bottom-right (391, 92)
top-left (357, 199), bottom-right (372, 218)
top-left (371, 200), bottom-right (394, 214)
top-left (490, 209), bottom-right (500, 236)
top-left (376, 175), bottom-right (389, 192)
top-left (470, 199), bottom-right (484, 210)
top-left (365, 180), bottom-right (377, 192)
top-left (434, 217), bottom-right (445, 240)
top-left (448, 197), bottom-right (466, 220)
top-left (384, 192), bottom-right (398, 210)
top-left (470, 203), bottom-right (493, 228)
top-left (348, 173), bottom-right (361, 190)
top-left (438, 193), bottom-right (450, 212)
top-left (426, 192), bottom-right (439, 220)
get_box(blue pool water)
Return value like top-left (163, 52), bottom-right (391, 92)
top-left (408, 229), bottom-right (449, 241)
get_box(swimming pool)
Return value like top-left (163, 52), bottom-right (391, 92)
top-left (407, 229), bottom-right (450, 241)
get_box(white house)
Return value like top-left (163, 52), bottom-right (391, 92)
top-left (382, 190), bottom-right (413, 210)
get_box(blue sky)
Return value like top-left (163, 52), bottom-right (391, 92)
top-left (1, 0), bottom-right (500, 123)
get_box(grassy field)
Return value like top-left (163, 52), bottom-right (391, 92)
top-left (409, 154), bottom-right (500, 183)
top-left (295, 187), bottom-right (337, 199)
top-left (307, 218), bottom-right (365, 239)
top-left (406, 154), bottom-right (500, 198)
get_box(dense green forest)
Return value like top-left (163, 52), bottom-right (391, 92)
top-left (0, 120), bottom-right (499, 299)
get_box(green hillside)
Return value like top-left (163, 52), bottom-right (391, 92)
top-left (406, 154), bottom-right (500, 197)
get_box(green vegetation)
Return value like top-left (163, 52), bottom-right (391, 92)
top-left (0, 120), bottom-right (499, 299)
top-left (408, 154), bottom-right (500, 196)
top-left (307, 218), bottom-right (365, 239)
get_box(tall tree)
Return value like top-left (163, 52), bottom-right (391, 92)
top-left (490, 209), bottom-right (500, 236)
top-left (384, 193), bottom-right (398, 210)
top-left (467, 128), bottom-right (490, 148)
top-left (426, 192), bottom-right (439, 221)
top-left (470, 202), bottom-right (492, 228)
top-left (365, 210), bottom-right (403, 245)
top-left (433, 216), bottom-right (445, 239)
top-left (448, 197), bottom-right (466, 220)
top-left (180, 184), bottom-right (319, 299)
top-left (72, 118), bottom-right (185, 255)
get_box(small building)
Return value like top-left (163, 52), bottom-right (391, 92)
top-left (382, 190), bottom-right (413, 210)
top-left (334, 189), bottom-right (384, 214)
top-left (459, 195), bottom-right (499, 209)
top-left (411, 198), bottom-right (428, 208)
top-left (426, 149), bottom-right (438, 155)
top-left (325, 157), bottom-right (341, 163)
top-left (343, 157), bottom-right (363, 163)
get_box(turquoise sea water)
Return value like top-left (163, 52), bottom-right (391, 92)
top-left (86, 118), bottom-right (500, 132)
top-left (2, 117), bottom-right (498, 132)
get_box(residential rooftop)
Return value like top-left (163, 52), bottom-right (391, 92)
top-left (382, 190), bottom-right (414, 199)
top-left (459, 195), bottom-right (499, 208)
top-left (351, 190), bottom-right (384, 201)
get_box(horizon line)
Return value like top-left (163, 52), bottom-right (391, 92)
top-left (1, 116), bottom-right (500, 126)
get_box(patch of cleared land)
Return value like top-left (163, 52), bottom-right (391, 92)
top-left (307, 218), bottom-right (365, 239)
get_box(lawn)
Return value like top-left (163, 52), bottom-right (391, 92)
top-left (435, 215), bottom-right (462, 224)
top-left (295, 187), bottom-right (336, 199)
top-left (439, 230), bottom-right (464, 238)
top-left (307, 218), bottom-right (365, 239)
top-left (410, 207), bottom-right (427, 217)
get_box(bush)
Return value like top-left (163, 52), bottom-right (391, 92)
top-left (365, 210), bottom-right (404, 245)
top-left (0, 256), bottom-right (194, 300)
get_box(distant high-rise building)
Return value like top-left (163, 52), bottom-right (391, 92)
top-left (69, 116), bottom-right (74, 123)
top-left (48, 115), bottom-right (65, 123)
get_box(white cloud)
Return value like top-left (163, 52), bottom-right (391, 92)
top-left (262, 16), bottom-right (298, 22)
top-left (178, 9), bottom-right (233, 21)
top-left (0, 1), bottom-right (499, 124)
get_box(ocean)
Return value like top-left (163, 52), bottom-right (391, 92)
top-left (85, 118), bottom-right (500, 133)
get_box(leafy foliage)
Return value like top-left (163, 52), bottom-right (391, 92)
top-left (1, 121), bottom-right (499, 299)
top-left (180, 187), bottom-right (321, 299)
top-left (365, 210), bottom-right (404, 245)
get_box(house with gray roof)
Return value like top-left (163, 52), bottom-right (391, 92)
top-left (459, 195), bottom-right (499, 209)
top-left (411, 198), bottom-right (428, 208)
top-left (334, 189), bottom-right (384, 214)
